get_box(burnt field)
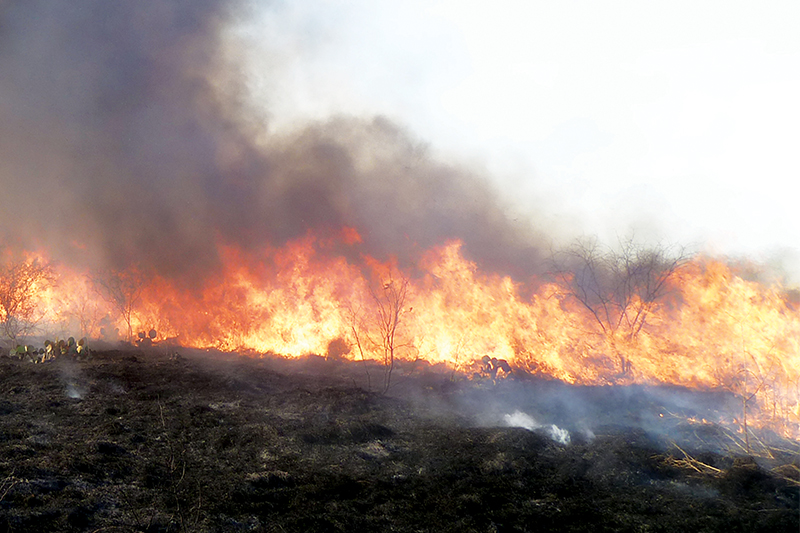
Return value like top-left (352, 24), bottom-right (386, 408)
top-left (0, 349), bottom-right (797, 532)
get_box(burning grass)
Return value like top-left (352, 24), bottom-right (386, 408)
top-left (4, 235), bottom-right (800, 440)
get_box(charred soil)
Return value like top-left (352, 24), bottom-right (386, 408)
top-left (0, 349), bottom-right (797, 532)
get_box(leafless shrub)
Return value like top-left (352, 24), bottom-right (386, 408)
top-left (0, 257), bottom-right (55, 342)
top-left (551, 236), bottom-right (690, 376)
top-left (372, 275), bottom-right (411, 393)
top-left (92, 268), bottom-right (146, 343)
top-left (348, 271), bottom-right (413, 393)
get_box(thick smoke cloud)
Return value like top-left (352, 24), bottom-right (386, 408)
top-left (0, 0), bottom-right (545, 280)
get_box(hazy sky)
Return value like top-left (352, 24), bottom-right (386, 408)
top-left (239, 0), bottom-right (800, 279)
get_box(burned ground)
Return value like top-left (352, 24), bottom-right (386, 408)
top-left (0, 349), bottom-right (797, 532)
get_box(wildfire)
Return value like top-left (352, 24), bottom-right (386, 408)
top-left (4, 232), bottom-right (800, 438)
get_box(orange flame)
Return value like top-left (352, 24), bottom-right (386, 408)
top-left (8, 234), bottom-right (800, 438)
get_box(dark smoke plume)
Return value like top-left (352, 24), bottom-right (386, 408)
top-left (0, 0), bottom-right (545, 281)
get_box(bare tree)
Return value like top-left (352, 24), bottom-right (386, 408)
top-left (347, 272), bottom-right (412, 393)
top-left (552, 236), bottom-right (690, 376)
top-left (371, 275), bottom-right (411, 393)
top-left (0, 257), bottom-right (55, 343)
top-left (93, 268), bottom-right (146, 343)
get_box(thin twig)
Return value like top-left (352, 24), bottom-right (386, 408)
top-left (666, 444), bottom-right (722, 476)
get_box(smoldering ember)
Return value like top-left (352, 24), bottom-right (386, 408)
top-left (0, 1), bottom-right (799, 531)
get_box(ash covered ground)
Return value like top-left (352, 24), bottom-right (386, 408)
top-left (0, 348), bottom-right (797, 532)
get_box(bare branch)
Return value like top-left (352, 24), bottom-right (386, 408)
top-left (0, 257), bottom-right (55, 342)
top-left (347, 270), bottom-right (412, 394)
top-left (551, 236), bottom-right (691, 375)
top-left (92, 268), bottom-right (147, 343)
top-left (368, 274), bottom-right (410, 394)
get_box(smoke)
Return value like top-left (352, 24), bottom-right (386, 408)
top-left (503, 410), bottom-right (571, 445)
top-left (0, 0), bottom-right (546, 281)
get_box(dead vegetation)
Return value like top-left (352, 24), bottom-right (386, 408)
top-left (0, 349), bottom-right (797, 532)
top-left (551, 237), bottom-right (690, 377)
top-left (0, 257), bottom-right (55, 343)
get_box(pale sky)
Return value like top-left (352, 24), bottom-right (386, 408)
top-left (238, 0), bottom-right (800, 282)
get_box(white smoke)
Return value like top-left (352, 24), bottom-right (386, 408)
top-left (503, 410), bottom-right (571, 445)
top-left (65, 382), bottom-right (84, 400)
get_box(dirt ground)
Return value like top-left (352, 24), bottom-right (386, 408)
top-left (0, 348), bottom-right (797, 532)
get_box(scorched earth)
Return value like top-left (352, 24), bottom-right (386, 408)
top-left (0, 347), bottom-right (797, 532)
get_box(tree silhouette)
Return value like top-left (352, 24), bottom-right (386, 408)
top-left (552, 236), bottom-right (690, 376)
top-left (0, 257), bottom-right (55, 342)
top-left (348, 271), bottom-right (412, 393)
top-left (93, 268), bottom-right (146, 343)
